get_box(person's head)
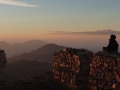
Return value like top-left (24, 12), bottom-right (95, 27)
top-left (110, 34), bottom-right (116, 40)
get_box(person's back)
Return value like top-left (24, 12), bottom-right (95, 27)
top-left (103, 35), bottom-right (119, 52)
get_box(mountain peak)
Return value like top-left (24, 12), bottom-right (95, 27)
top-left (8, 43), bottom-right (65, 63)
top-left (0, 40), bottom-right (46, 58)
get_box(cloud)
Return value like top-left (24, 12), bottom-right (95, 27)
top-left (0, 0), bottom-right (39, 7)
top-left (45, 29), bottom-right (120, 35)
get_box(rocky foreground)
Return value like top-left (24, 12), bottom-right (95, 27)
top-left (0, 72), bottom-right (77, 90)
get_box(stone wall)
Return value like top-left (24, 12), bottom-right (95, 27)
top-left (0, 50), bottom-right (7, 74)
top-left (53, 48), bottom-right (120, 90)
top-left (53, 48), bottom-right (93, 89)
top-left (89, 52), bottom-right (120, 90)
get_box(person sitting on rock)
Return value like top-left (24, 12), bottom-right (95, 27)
top-left (103, 34), bottom-right (119, 52)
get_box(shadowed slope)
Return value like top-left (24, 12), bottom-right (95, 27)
top-left (8, 44), bottom-right (65, 64)
top-left (0, 60), bottom-right (52, 81)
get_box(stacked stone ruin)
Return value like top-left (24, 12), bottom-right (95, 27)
top-left (53, 48), bottom-right (93, 89)
top-left (53, 48), bottom-right (120, 90)
top-left (89, 52), bottom-right (120, 90)
top-left (0, 50), bottom-right (7, 74)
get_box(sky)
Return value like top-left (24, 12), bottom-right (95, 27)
top-left (0, 0), bottom-right (120, 46)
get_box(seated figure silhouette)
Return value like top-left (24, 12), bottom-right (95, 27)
top-left (103, 35), bottom-right (119, 52)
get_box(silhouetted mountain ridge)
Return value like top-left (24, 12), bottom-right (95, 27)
top-left (8, 44), bottom-right (65, 64)
top-left (0, 40), bottom-right (46, 58)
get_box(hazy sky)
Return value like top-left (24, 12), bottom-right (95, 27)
top-left (0, 0), bottom-right (120, 43)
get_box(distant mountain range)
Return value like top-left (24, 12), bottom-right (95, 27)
top-left (0, 43), bottom-right (65, 81)
top-left (0, 60), bottom-right (52, 81)
top-left (8, 44), bottom-right (65, 64)
top-left (0, 40), bottom-right (46, 58)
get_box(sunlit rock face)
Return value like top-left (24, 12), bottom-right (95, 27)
top-left (53, 48), bottom-right (93, 89)
top-left (53, 48), bottom-right (120, 90)
top-left (0, 50), bottom-right (7, 74)
top-left (89, 52), bottom-right (120, 90)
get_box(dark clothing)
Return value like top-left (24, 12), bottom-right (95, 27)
top-left (103, 39), bottom-right (118, 52)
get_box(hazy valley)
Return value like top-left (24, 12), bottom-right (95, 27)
top-left (0, 42), bottom-right (65, 81)
top-left (0, 40), bottom-right (46, 58)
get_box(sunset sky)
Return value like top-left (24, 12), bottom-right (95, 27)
top-left (0, 0), bottom-right (120, 45)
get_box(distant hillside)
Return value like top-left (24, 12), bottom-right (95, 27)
top-left (0, 40), bottom-right (46, 58)
top-left (8, 44), bottom-right (65, 64)
top-left (0, 60), bottom-right (52, 81)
